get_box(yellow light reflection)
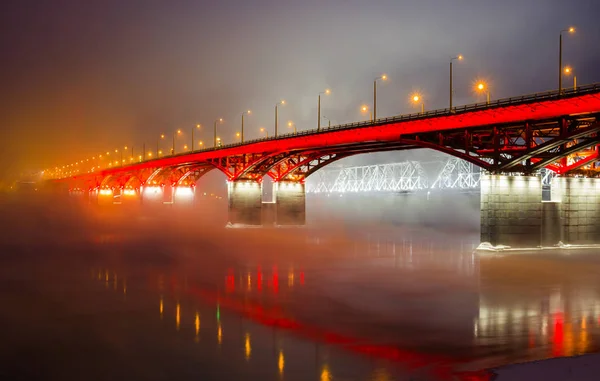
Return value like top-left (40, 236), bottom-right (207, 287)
top-left (176, 303), bottom-right (181, 330)
top-left (195, 312), bottom-right (200, 337)
top-left (288, 271), bottom-right (294, 287)
top-left (244, 333), bottom-right (251, 360)
top-left (278, 350), bottom-right (284, 374)
top-left (123, 279), bottom-right (127, 295)
top-left (159, 298), bottom-right (164, 318)
top-left (321, 365), bottom-right (331, 381)
top-left (247, 273), bottom-right (252, 291)
top-left (217, 323), bottom-right (222, 345)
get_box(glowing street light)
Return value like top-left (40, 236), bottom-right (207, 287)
top-left (157, 134), bottom-right (165, 157)
top-left (373, 74), bottom-right (387, 120)
top-left (241, 110), bottom-right (251, 143)
top-left (360, 105), bottom-right (372, 122)
top-left (260, 127), bottom-right (269, 138)
top-left (191, 124), bottom-right (201, 152)
top-left (287, 121), bottom-right (296, 134)
top-left (198, 141), bottom-right (204, 148)
top-left (275, 100), bottom-right (285, 137)
top-left (564, 66), bottom-right (577, 90)
top-left (450, 55), bottom-right (463, 111)
top-left (214, 118), bottom-right (223, 148)
top-left (172, 129), bottom-right (182, 155)
top-left (318, 89), bottom-right (331, 131)
top-left (559, 27), bottom-right (575, 94)
top-left (235, 132), bottom-right (241, 141)
top-left (475, 81), bottom-right (490, 105)
top-left (411, 93), bottom-right (424, 114)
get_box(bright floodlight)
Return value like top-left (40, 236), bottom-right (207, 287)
top-left (412, 95), bottom-right (420, 102)
top-left (381, 74), bottom-right (387, 80)
top-left (569, 27), bottom-right (575, 33)
top-left (564, 66), bottom-right (572, 74)
top-left (477, 83), bottom-right (485, 90)
top-left (177, 129), bottom-right (182, 134)
top-left (361, 105), bottom-right (368, 112)
top-left (288, 121), bottom-right (293, 126)
top-left (325, 89), bottom-right (331, 94)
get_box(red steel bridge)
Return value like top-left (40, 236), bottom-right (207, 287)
top-left (50, 84), bottom-right (600, 245)
top-left (55, 84), bottom-right (600, 190)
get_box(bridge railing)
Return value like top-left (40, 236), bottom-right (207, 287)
top-left (216, 83), bottom-right (600, 148)
top-left (159, 83), bottom-right (600, 160)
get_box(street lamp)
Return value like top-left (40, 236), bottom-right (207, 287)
top-left (236, 132), bottom-right (241, 141)
top-left (158, 134), bottom-right (165, 157)
top-left (321, 116), bottom-right (331, 128)
top-left (192, 124), bottom-right (200, 152)
top-left (172, 129), bottom-right (182, 155)
top-left (361, 105), bottom-right (372, 122)
top-left (559, 27), bottom-right (575, 94)
top-left (287, 121), bottom-right (296, 134)
top-left (214, 118), bottom-right (223, 148)
top-left (564, 66), bottom-right (577, 90)
top-left (275, 100), bottom-right (285, 137)
top-left (241, 110), bottom-right (251, 142)
top-left (115, 149), bottom-right (123, 166)
top-left (260, 127), bottom-right (269, 138)
top-left (450, 55), bottom-right (463, 111)
top-left (373, 74), bottom-right (387, 121)
top-left (475, 81), bottom-right (490, 105)
top-left (318, 89), bottom-right (331, 131)
top-left (411, 93), bottom-right (424, 114)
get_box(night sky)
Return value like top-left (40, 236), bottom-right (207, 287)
top-left (1, 0), bottom-right (599, 180)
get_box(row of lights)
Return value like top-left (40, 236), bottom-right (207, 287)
top-left (46, 26), bottom-right (578, 179)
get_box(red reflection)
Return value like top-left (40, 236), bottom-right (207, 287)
top-left (299, 271), bottom-right (305, 285)
top-left (552, 312), bottom-right (564, 357)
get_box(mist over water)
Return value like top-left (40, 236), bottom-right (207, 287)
top-left (2, 190), bottom-right (600, 380)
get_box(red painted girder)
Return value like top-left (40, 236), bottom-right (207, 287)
top-left (64, 93), bottom-right (600, 182)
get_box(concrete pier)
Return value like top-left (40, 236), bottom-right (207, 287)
top-left (274, 181), bottom-right (306, 226)
top-left (227, 180), bottom-right (262, 226)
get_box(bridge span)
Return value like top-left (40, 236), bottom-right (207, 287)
top-left (49, 84), bottom-right (600, 248)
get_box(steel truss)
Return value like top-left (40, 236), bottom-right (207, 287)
top-left (307, 158), bottom-right (478, 194)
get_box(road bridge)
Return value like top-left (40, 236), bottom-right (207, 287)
top-left (48, 84), bottom-right (600, 247)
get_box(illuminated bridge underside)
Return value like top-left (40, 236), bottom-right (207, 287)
top-left (59, 85), bottom-right (600, 191)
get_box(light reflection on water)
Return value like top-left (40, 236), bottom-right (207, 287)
top-left (3, 198), bottom-right (600, 380)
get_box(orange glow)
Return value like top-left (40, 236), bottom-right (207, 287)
top-left (278, 350), bottom-right (284, 374)
top-left (244, 333), bottom-right (251, 359)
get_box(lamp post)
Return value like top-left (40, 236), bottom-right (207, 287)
top-left (476, 82), bottom-right (490, 105)
top-left (214, 118), bottom-right (223, 148)
top-left (559, 27), bottom-right (575, 94)
top-left (322, 116), bottom-right (331, 128)
top-left (287, 121), bottom-right (296, 134)
top-left (172, 129), bottom-right (181, 155)
top-left (373, 74), bottom-right (387, 121)
top-left (241, 110), bottom-right (251, 142)
top-left (158, 134), bottom-right (164, 157)
top-left (564, 66), bottom-right (577, 91)
top-left (318, 89), bottom-right (330, 131)
top-left (411, 94), bottom-right (424, 114)
top-left (450, 55), bottom-right (463, 111)
top-left (275, 101), bottom-right (285, 137)
top-left (192, 124), bottom-right (200, 152)
top-left (260, 127), bottom-right (269, 138)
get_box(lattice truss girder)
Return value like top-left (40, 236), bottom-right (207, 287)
top-left (400, 114), bottom-right (600, 175)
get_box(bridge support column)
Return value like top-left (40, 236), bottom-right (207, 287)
top-left (480, 175), bottom-right (542, 247)
top-left (551, 177), bottom-right (600, 244)
top-left (274, 181), bottom-right (306, 226)
top-left (228, 180), bottom-right (262, 226)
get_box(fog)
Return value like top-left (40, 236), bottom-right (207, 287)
top-left (3, 183), bottom-right (600, 379)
